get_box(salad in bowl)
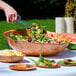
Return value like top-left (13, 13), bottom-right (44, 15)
top-left (3, 23), bottom-right (71, 56)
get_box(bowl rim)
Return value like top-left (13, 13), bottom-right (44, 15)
top-left (9, 64), bottom-right (36, 71)
top-left (3, 29), bottom-right (72, 45)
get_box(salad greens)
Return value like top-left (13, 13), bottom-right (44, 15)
top-left (8, 23), bottom-right (67, 44)
top-left (30, 55), bottom-right (76, 67)
top-left (58, 59), bottom-right (76, 65)
top-left (58, 60), bottom-right (65, 65)
top-left (29, 54), bottom-right (60, 67)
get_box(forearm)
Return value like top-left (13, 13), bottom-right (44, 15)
top-left (0, 0), bottom-right (11, 10)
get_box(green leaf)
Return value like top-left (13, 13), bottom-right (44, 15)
top-left (36, 29), bottom-right (43, 34)
top-left (37, 36), bottom-right (43, 41)
top-left (39, 25), bottom-right (46, 30)
top-left (58, 60), bottom-right (64, 65)
top-left (29, 58), bottom-right (38, 64)
top-left (44, 59), bottom-right (52, 66)
top-left (38, 62), bottom-right (45, 66)
top-left (31, 23), bottom-right (39, 27)
top-left (42, 36), bottom-right (49, 42)
top-left (9, 35), bottom-right (17, 40)
top-left (69, 61), bottom-right (76, 64)
top-left (44, 58), bottom-right (51, 62)
top-left (38, 54), bottom-right (44, 62)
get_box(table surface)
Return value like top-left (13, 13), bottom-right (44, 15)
top-left (0, 50), bottom-right (76, 76)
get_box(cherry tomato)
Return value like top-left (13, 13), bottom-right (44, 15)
top-left (52, 64), bottom-right (60, 67)
top-left (27, 38), bottom-right (29, 40)
top-left (48, 41), bottom-right (50, 44)
top-left (51, 34), bottom-right (53, 37)
top-left (64, 59), bottom-right (69, 61)
top-left (60, 39), bottom-right (64, 42)
top-left (64, 59), bottom-right (72, 61)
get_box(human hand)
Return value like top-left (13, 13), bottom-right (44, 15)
top-left (4, 6), bottom-right (17, 23)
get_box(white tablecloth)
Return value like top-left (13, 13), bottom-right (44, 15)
top-left (0, 50), bottom-right (76, 76)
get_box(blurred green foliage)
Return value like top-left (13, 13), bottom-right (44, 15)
top-left (65, 0), bottom-right (76, 33)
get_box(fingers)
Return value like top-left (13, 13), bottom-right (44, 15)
top-left (11, 14), bottom-right (14, 22)
top-left (14, 12), bottom-right (17, 22)
top-left (6, 15), bottom-right (10, 23)
top-left (6, 12), bottom-right (17, 23)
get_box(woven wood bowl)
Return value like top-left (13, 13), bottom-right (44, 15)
top-left (3, 29), bottom-right (71, 56)
top-left (0, 55), bottom-right (23, 63)
top-left (0, 51), bottom-right (25, 63)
